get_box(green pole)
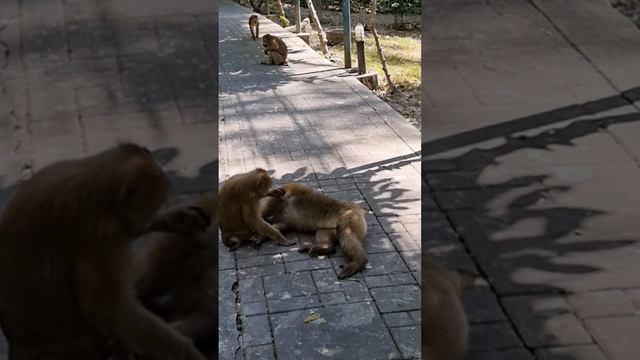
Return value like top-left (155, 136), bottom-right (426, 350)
top-left (342, 0), bottom-right (351, 68)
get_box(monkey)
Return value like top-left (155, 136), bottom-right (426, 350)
top-left (261, 34), bottom-right (288, 66)
top-left (132, 192), bottom-right (218, 356)
top-left (0, 143), bottom-right (205, 360)
top-left (248, 15), bottom-right (259, 41)
top-left (218, 168), bottom-right (293, 251)
top-left (423, 256), bottom-right (477, 360)
top-left (261, 183), bottom-right (368, 279)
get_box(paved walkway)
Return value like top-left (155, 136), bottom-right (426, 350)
top-left (0, 0), bottom-right (217, 358)
top-left (425, 1), bottom-right (640, 359)
top-left (218, 1), bottom-right (421, 359)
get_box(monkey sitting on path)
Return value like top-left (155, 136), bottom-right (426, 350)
top-left (423, 256), bottom-right (477, 360)
top-left (249, 15), bottom-right (259, 40)
top-left (261, 33), bottom-right (288, 66)
top-left (261, 183), bottom-right (368, 279)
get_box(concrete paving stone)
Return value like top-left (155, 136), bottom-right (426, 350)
top-left (218, 244), bottom-right (235, 270)
top-left (625, 288), bottom-right (640, 311)
top-left (383, 312), bottom-right (414, 328)
top-left (434, 184), bottom-right (552, 211)
top-left (408, 310), bottom-right (420, 325)
top-left (390, 326), bottom-right (420, 359)
top-left (67, 21), bottom-right (117, 59)
top-left (341, 279), bottom-right (372, 303)
top-left (358, 252), bottom-right (411, 276)
top-left (463, 287), bottom-right (507, 323)
top-left (241, 301), bottom-right (268, 317)
top-left (389, 232), bottom-right (420, 252)
top-left (567, 290), bottom-right (636, 319)
top-left (284, 257), bottom-right (334, 273)
top-left (236, 254), bottom-right (283, 269)
top-left (263, 272), bottom-right (316, 300)
top-left (244, 344), bottom-right (275, 360)
top-left (238, 276), bottom-right (265, 303)
top-left (502, 295), bottom-right (592, 348)
top-left (237, 263), bottom-right (285, 279)
top-left (242, 314), bottom-right (272, 347)
top-left (270, 303), bottom-right (401, 360)
top-left (319, 292), bottom-right (347, 306)
top-left (468, 348), bottom-right (535, 360)
top-left (370, 285), bottom-right (420, 313)
top-left (280, 250), bottom-right (311, 263)
top-left (267, 295), bottom-right (320, 314)
top-left (311, 269), bottom-right (342, 293)
top-left (536, 345), bottom-right (608, 360)
top-left (400, 250), bottom-right (421, 274)
top-left (585, 316), bottom-right (640, 360)
top-left (469, 322), bottom-right (523, 350)
top-left (113, 19), bottom-right (158, 55)
top-left (154, 16), bottom-right (204, 54)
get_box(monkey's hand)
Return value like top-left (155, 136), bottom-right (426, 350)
top-left (148, 206), bottom-right (211, 235)
top-left (249, 233), bottom-right (266, 248)
top-left (276, 237), bottom-right (295, 247)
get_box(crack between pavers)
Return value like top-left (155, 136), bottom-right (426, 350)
top-left (524, 0), bottom-right (640, 169)
top-left (231, 279), bottom-right (244, 360)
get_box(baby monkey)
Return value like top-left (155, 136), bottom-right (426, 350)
top-left (249, 15), bottom-right (259, 40)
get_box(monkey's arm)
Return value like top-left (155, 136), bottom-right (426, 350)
top-left (75, 256), bottom-right (206, 360)
top-left (243, 205), bottom-right (293, 246)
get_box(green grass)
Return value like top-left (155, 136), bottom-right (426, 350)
top-left (332, 34), bottom-right (421, 91)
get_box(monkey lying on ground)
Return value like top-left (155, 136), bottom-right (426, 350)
top-left (423, 256), bottom-right (477, 360)
top-left (0, 143), bottom-right (205, 360)
top-left (132, 192), bottom-right (217, 357)
top-left (261, 34), bottom-right (288, 66)
top-left (248, 15), bottom-right (259, 40)
top-left (261, 183), bottom-right (368, 279)
top-left (218, 168), bottom-right (293, 251)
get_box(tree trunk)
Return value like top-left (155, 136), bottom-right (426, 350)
top-left (275, 0), bottom-right (289, 27)
top-left (370, 0), bottom-right (397, 93)
top-left (306, 0), bottom-right (329, 54)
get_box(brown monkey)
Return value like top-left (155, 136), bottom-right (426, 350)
top-left (261, 34), bottom-right (288, 66)
top-left (0, 143), bottom-right (205, 360)
top-left (249, 15), bottom-right (260, 40)
top-left (263, 183), bottom-right (368, 279)
top-left (423, 256), bottom-right (476, 360)
top-left (218, 168), bottom-right (293, 250)
top-left (132, 192), bottom-right (218, 357)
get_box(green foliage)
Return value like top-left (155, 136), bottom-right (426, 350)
top-left (313, 0), bottom-right (421, 15)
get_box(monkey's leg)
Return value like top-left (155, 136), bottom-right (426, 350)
top-left (299, 228), bottom-right (337, 256)
top-left (256, 22), bottom-right (259, 39)
top-left (222, 230), bottom-right (252, 251)
top-left (271, 52), bottom-right (285, 66)
top-left (250, 221), bottom-right (289, 247)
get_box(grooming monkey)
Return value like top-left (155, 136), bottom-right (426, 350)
top-left (248, 15), bottom-right (259, 40)
top-left (132, 192), bottom-right (218, 357)
top-left (262, 183), bottom-right (368, 279)
top-left (261, 34), bottom-right (288, 66)
top-left (423, 256), bottom-right (477, 360)
top-left (0, 144), bottom-right (205, 360)
top-left (218, 168), bottom-right (293, 250)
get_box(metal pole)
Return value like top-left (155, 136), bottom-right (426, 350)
top-left (295, 0), bottom-right (301, 33)
top-left (342, 0), bottom-right (351, 68)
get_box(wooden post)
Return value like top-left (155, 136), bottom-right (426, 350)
top-left (295, 0), bottom-right (301, 33)
top-left (305, 0), bottom-right (329, 54)
top-left (342, 0), bottom-right (351, 68)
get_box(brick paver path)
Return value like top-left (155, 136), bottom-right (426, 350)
top-left (218, 1), bottom-right (422, 359)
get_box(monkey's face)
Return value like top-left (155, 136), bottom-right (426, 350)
top-left (262, 35), bottom-right (271, 48)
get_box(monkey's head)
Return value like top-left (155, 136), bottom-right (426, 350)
top-left (112, 144), bottom-right (170, 232)
top-left (251, 168), bottom-right (272, 196)
top-left (262, 34), bottom-right (273, 48)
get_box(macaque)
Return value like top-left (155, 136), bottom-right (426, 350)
top-left (0, 143), bottom-right (205, 360)
top-left (261, 34), bottom-right (288, 66)
top-left (249, 15), bottom-right (259, 40)
top-left (218, 168), bottom-right (293, 250)
top-left (263, 183), bottom-right (368, 279)
top-left (133, 192), bottom-right (218, 356)
top-left (423, 256), bottom-right (477, 360)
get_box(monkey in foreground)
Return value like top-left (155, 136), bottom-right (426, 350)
top-left (248, 15), bottom-right (259, 40)
top-left (132, 192), bottom-right (218, 357)
top-left (261, 34), bottom-right (288, 66)
top-left (423, 256), bottom-right (476, 360)
top-left (0, 143), bottom-right (205, 360)
top-left (261, 183), bottom-right (368, 279)
top-left (218, 168), bottom-right (293, 251)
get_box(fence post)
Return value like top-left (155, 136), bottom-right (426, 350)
top-left (342, 0), bottom-right (351, 68)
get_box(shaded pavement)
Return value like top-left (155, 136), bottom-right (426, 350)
top-left (424, 1), bottom-right (640, 359)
